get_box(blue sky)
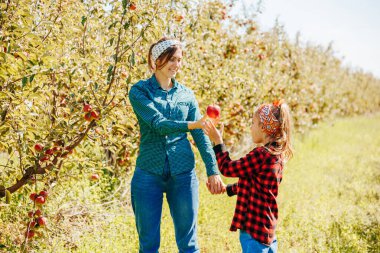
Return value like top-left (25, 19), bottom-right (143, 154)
top-left (238, 0), bottom-right (380, 78)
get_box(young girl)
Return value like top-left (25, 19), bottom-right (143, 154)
top-left (203, 100), bottom-right (293, 253)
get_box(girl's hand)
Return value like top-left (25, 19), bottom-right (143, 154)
top-left (203, 120), bottom-right (224, 145)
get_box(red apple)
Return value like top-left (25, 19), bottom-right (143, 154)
top-left (206, 105), bottom-right (221, 119)
top-left (34, 143), bottom-right (44, 152)
top-left (64, 146), bottom-right (73, 154)
top-left (45, 149), bottom-right (54, 155)
top-left (91, 111), bottom-right (99, 120)
top-left (52, 146), bottom-right (61, 153)
top-left (118, 159), bottom-right (126, 166)
top-left (175, 15), bottom-right (184, 22)
top-left (129, 3), bottom-right (136, 10)
top-left (90, 173), bottom-right (99, 181)
top-left (37, 217), bottom-right (47, 226)
top-left (34, 209), bottom-right (42, 217)
top-left (28, 211), bottom-right (34, 218)
top-left (83, 104), bottom-right (92, 112)
top-left (84, 112), bottom-right (92, 121)
top-left (35, 196), bottom-right (45, 204)
top-left (39, 155), bottom-right (50, 162)
top-left (39, 191), bottom-right (48, 199)
top-left (25, 230), bottom-right (35, 239)
top-left (29, 193), bottom-right (37, 201)
top-left (28, 221), bottom-right (36, 228)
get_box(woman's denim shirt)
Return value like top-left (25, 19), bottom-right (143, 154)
top-left (129, 74), bottom-right (219, 177)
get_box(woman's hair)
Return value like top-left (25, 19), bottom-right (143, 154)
top-left (256, 102), bottom-right (294, 162)
top-left (148, 37), bottom-right (182, 71)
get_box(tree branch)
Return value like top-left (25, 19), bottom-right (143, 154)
top-left (0, 120), bottom-right (96, 198)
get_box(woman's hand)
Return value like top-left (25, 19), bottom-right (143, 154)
top-left (206, 175), bottom-right (226, 194)
top-left (188, 115), bottom-right (207, 130)
top-left (203, 120), bottom-right (224, 145)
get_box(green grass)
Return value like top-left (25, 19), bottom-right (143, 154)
top-left (1, 114), bottom-right (379, 252)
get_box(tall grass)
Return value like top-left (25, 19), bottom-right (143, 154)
top-left (1, 115), bottom-right (379, 252)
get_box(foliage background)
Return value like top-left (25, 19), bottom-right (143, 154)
top-left (0, 0), bottom-right (379, 252)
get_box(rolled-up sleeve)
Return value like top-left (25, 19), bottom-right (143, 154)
top-left (226, 182), bottom-right (238, 196)
top-left (129, 85), bottom-right (189, 135)
top-left (187, 92), bottom-right (219, 177)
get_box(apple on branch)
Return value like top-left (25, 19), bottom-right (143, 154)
top-left (35, 196), bottom-right (46, 205)
top-left (34, 209), bottom-right (42, 217)
top-left (39, 191), bottom-right (48, 199)
top-left (91, 111), bottom-right (100, 120)
top-left (37, 216), bottom-right (47, 227)
top-left (25, 230), bottom-right (35, 239)
top-left (83, 104), bottom-right (92, 113)
top-left (34, 143), bottom-right (44, 152)
top-left (90, 173), bottom-right (100, 181)
top-left (45, 149), bottom-right (54, 156)
top-left (29, 193), bottom-right (37, 201)
top-left (28, 221), bottom-right (36, 228)
top-left (84, 112), bottom-right (92, 121)
top-left (174, 14), bottom-right (184, 22)
top-left (129, 2), bottom-right (136, 10)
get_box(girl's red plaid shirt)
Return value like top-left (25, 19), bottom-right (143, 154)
top-left (213, 143), bottom-right (284, 246)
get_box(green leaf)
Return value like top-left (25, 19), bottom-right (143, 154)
top-left (108, 21), bottom-right (117, 30)
top-left (126, 75), bottom-right (131, 84)
top-left (81, 16), bottom-right (87, 26)
top-left (107, 65), bottom-right (114, 75)
top-left (123, 21), bottom-right (130, 30)
top-left (123, 45), bottom-right (131, 51)
top-left (29, 74), bottom-right (35, 83)
top-left (122, 0), bottom-right (129, 10)
top-left (107, 65), bottom-right (114, 82)
top-left (22, 76), bottom-right (28, 88)
top-left (129, 52), bottom-right (135, 66)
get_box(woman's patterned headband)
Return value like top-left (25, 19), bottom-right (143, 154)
top-left (152, 40), bottom-right (181, 62)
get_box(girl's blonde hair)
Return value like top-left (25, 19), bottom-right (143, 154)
top-left (256, 102), bottom-right (293, 161)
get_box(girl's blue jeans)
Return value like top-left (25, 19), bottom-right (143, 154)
top-left (131, 161), bottom-right (199, 253)
top-left (239, 230), bottom-right (278, 253)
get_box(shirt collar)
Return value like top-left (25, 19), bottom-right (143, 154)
top-left (151, 74), bottom-right (178, 90)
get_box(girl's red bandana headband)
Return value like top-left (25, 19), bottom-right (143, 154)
top-left (258, 100), bottom-right (283, 136)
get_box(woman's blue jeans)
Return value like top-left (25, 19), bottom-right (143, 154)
top-left (131, 163), bottom-right (199, 253)
top-left (239, 230), bottom-right (277, 253)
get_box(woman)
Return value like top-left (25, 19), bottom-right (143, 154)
top-left (128, 37), bottom-right (225, 253)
